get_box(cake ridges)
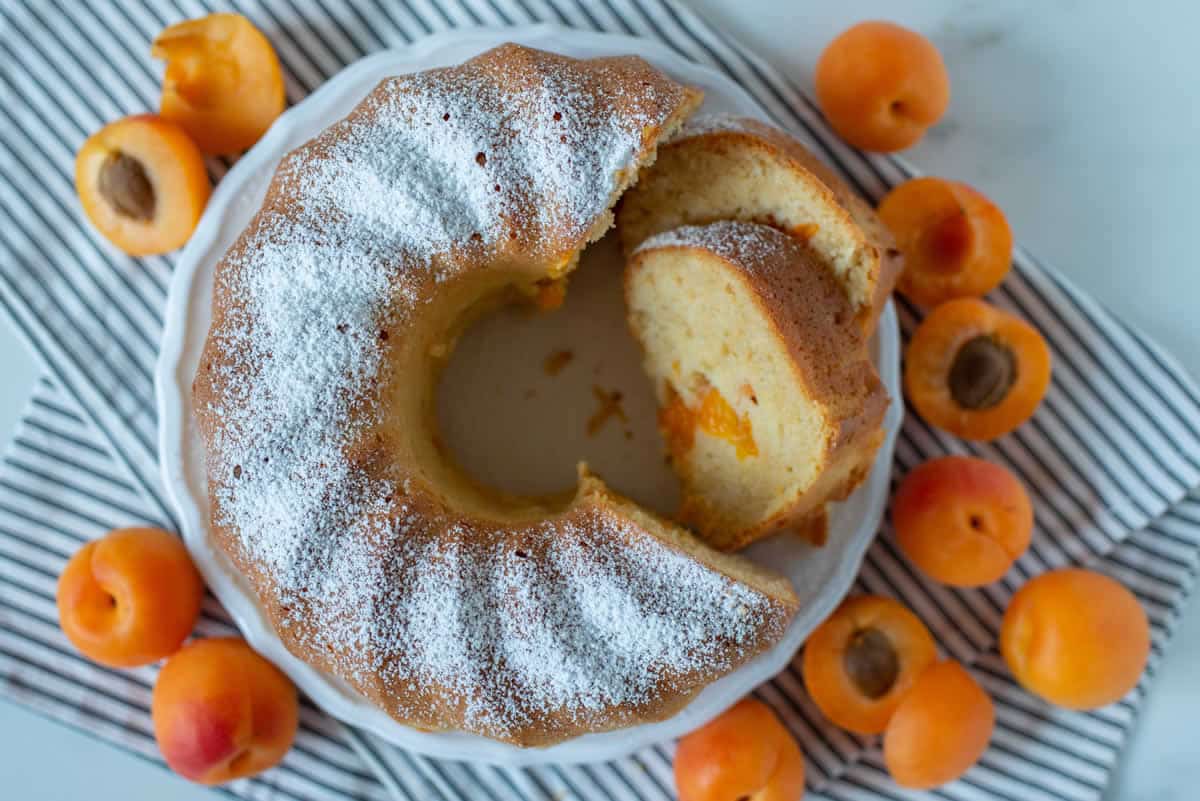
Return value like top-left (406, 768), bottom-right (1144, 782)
top-left (195, 44), bottom-right (794, 746)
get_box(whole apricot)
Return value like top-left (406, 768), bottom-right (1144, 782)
top-left (892, 456), bottom-right (1033, 586)
top-left (815, 22), bottom-right (950, 152)
top-left (879, 177), bottom-right (1013, 306)
top-left (1001, 568), bottom-right (1149, 710)
top-left (802, 595), bottom-right (937, 734)
top-left (75, 114), bottom-right (211, 256)
top-left (905, 297), bottom-right (1052, 441)
top-left (153, 13), bottom-right (286, 155)
top-left (883, 660), bottom-right (994, 789)
top-left (675, 697), bottom-right (805, 801)
top-left (153, 637), bottom-right (298, 785)
top-left (56, 527), bottom-right (204, 668)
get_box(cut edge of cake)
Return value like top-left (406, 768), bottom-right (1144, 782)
top-left (616, 113), bottom-right (902, 333)
top-left (626, 220), bottom-right (888, 551)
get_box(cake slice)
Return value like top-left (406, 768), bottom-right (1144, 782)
top-left (616, 114), bottom-right (901, 333)
top-left (626, 221), bottom-right (888, 550)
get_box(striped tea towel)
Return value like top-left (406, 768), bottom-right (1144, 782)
top-left (1, 1), bottom-right (1199, 799)
top-left (4, 379), bottom-right (1199, 801)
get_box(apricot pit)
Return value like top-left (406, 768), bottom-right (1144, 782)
top-left (843, 627), bottom-right (899, 699)
top-left (905, 298), bottom-right (1051, 440)
top-left (803, 595), bottom-right (937, 734)
top-left (98, 152), bottom-right (155, 221)
top-left (948, 336), bottom-right (1016, 410)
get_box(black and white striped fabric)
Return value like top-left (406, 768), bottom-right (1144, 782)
top-left (4, 379), bottom-right (1198, 801)
top-left (1, 1), bottom-right (1198, 800)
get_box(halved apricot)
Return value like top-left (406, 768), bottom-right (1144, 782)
top-left (905, 298), bottom-right (1051, 441)
top-left (802, 595), bottom-right (937, 734)
top-left (815, 22), bottom-right (950, 152)
top-left (75, 114), bottom-right (211, 256)
top-left (892, 456), bottom-right (1033, 587)
top-left (883, 660), bottom-right (994, 789)
top-left (879, 177), bottom-right (1013, 306)
top-left (153, 13), bottom-right (286, 155)
top-left (1001, 568), bottom-right (1150, 710)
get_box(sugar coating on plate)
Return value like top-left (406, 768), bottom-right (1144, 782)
top-left (195, 44), bottom-right (797, 746)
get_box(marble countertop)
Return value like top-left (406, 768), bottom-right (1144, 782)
top-left (0, 1), bottom-right (1196, 798)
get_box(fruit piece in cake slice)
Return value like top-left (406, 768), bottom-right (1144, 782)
top-left (616, 113), bottom-right (902, 333)
top-left (626, 221), bottom-right (888, 551)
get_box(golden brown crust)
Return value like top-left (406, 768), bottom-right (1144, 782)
top-left (192, 44), bottom-right (802, 748)
top-left (214, 475), bottom-right (797, 747)
top-left (630, 222), bottom-right (888, 551)
top-left (617, 115), bottom-right (902, 333)
top-left (716, 118), bottom-right (902, 330)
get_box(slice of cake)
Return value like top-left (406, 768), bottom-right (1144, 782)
top-left (626, 221), bottom-right (888, 550)
top-left (616, 114), bottom-right (901, 333)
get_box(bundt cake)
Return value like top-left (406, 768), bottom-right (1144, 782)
top-left (616, 114), bottom-right (902, 332)
top-left (194, 44), bottom-right (800, 747)
top-left (626, 221), bottom-right (888, 551)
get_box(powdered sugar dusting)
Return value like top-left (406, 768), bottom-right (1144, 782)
top-left (290, 64), bottom-right (649, 263)
top-left (636, 220), bottom-right (792, 275)
top-left (198, 46), bottom-right (790, 742)
top-left (315, 510), bottom-right (783, 735)
top-left (671, 111), bottom-right (762, 140)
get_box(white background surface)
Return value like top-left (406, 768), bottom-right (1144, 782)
top-left (0, 1), bottom-right (1196, 799)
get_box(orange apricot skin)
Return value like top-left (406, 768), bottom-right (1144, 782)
top-left (153, 13), bottom-right (286, 155)
top-left (884, 661), bottom-right (994, 789)
top-left (56, 527), bottom-right (204, 668)
top-left (153, 637), bottom-right (298, 785)
top-left (879, 178), bottom-right (1013, 306)
top-left (892, 456), bottom-right (1033, 587)
top-left (815, 22), bottom-right (950, 152)
top-left (802, 595), bottom-right (937, 735)
top-left (904, 298), bottom-right (1052, 441)
top-left (1000, 568), bottom-right (1150, 710)
top-left (675, 697), bottom-right (805, 801)
top-left (75, 114), bottom-right (211, 256)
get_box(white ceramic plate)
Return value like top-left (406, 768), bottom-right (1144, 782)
top-left (155, 24), bottom-right (903, 766)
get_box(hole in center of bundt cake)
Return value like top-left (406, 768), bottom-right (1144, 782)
top-left (432, 233), bottom-right (682, 516)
